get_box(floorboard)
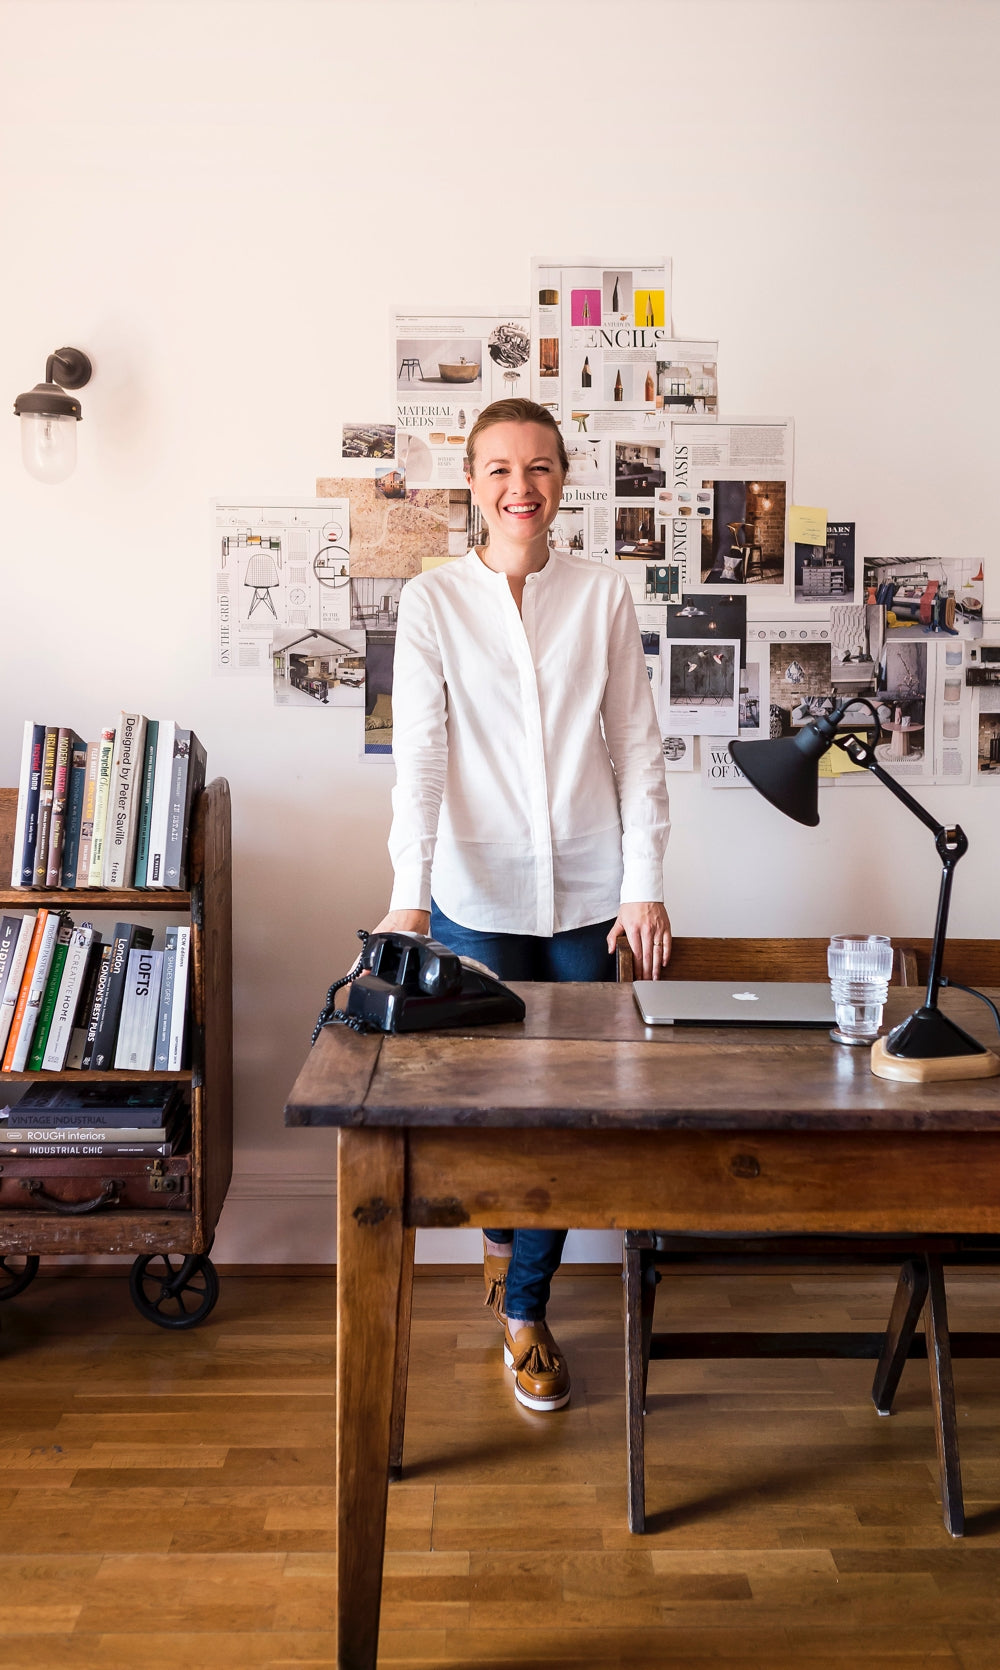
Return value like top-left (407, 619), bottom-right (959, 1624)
top-left (1, 1266), bottom-right (999, 1667)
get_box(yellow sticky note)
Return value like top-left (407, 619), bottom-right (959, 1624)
top-left (421, 556), bottom-right (457, 571)
top-left (789, 505), bottom-right (828, 546)
top-left (818, 733), bottom-right (869, 776)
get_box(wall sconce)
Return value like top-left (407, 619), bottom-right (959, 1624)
top-left (14, 347), bottom-right (93, 483)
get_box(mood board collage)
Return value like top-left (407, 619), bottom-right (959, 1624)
top-left (211, 256), bottom-right (998, 789)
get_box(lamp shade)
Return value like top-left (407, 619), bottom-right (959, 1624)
top-left (728, 727), bottom-right (834, 827)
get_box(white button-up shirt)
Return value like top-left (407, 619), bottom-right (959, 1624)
top-left (388, 549), bottom-right (670, 935)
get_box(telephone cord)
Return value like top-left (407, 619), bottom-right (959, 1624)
top-left (311, 929), bottom-right (380, 1042)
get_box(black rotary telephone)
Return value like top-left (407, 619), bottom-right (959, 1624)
top-left (312, 930), bottom-right (526, 1039)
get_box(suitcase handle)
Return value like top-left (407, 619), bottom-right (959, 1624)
top-left (19, 1179), bottom-right (123, 1214)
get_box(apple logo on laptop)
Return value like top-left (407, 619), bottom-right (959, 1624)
top-left (731, 991), bottom-right (759, 1001)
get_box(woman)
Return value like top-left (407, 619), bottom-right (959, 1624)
top-left (374, 397), bottom-right (671, 1412)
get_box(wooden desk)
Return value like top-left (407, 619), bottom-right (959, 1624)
top-left (285, 983), bottom-right (1000, 1670)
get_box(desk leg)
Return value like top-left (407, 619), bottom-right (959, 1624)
top-left (389, 1226), bottom-right (416, 1481)
top-left (337, 1127), bottom-right (405, 1670)
top-left (623, 1240), bottom-right (647, 1533)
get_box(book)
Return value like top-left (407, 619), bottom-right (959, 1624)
top-left (167, 924), bottom-right (191, 1070)
top-left (154, 927), bottom-right (179, 1070)
top-left (32, 726), bottom-right (59, 886)
top-left (0, 915), bottom-right (23, 1012)
top-left (0, 913), bottom-right (38, 1057)
top-left (75, 739), bottom-right (102, 886)
top-left (103, 711), bottom-right (148, 887)
top-left (45, 727), bottom-right (82, 887)
top-left (145, 719), bottom-right (178, 888)
top-left (132, 720), bottom-right (159, 887)
top-left (88, 922), bottom-right (155, 1072)
top-left (10, 1080), bottom-right (183, 1125)
top-left (3, 909), bottom-right (61, 1072)
top-left (162, 730), bottom-right (207, 888)
top-left (114, 946), bottom-right (163, 1071)
top-left (26, 918), bottom-right (74, 1071)
top-left (80, 943), bottom-right (114, 1070)
top-left (0, 1133), bottom-right (185, 1157)
top-left (64, 938), bottom-right (105, 1071)
top-left (11, 722), bottom-right (46, 886)
top-left (59, 736), bottom-right (90, 888)
top-left (87, 727), bottom-right (117, 887)
top-left (41, 924), bottom-right (99, 1071)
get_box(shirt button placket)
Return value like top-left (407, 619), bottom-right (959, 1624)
top-left (518, 580), bottom-right (554, 936)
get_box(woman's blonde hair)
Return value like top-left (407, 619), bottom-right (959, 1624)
top-left (465, 398), bottom-right (569, 478)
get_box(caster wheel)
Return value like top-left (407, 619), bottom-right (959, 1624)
top-left (129, 1253), bottom-right (220, 1330)
top-left (0, 1254), bottom-right (39, 1300)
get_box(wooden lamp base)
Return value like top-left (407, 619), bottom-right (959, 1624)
top-left (870, 1035), bottom-right (1000, 1082)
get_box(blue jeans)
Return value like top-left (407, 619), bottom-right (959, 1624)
top-left (430, 899), bottom-right (616, 1321)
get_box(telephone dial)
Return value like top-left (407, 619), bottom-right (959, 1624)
top-left (312, 930), bottom-right (526, 1039)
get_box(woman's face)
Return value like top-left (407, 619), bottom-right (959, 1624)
top-left (467, 421), bottom-right (565, 548)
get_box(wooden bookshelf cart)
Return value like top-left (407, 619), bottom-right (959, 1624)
top-left (0, 777), bottom-right (233, 1328)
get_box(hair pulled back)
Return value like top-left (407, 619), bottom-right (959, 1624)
top-left (465, 398), bottom-right (569, 478)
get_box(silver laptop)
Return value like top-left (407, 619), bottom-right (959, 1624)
top-left (633, 979), bottom-right (836, 1027)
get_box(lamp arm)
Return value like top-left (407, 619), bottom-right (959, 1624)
top-left (829, 710), bottom-right (968, 1008)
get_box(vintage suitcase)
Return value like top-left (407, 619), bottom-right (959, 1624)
top-left (0, 1153), bottom-right (192, 1214)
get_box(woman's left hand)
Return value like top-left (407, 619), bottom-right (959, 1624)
top-left (606, 902), bottom-right (673, 981)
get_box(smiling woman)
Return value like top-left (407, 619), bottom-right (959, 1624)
top-left (368, 395), bottom-right (672, 1413)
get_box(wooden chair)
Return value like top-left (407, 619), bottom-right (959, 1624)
top-left (616, 936), bottom-right (1000, 1537)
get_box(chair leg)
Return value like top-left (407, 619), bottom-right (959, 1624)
top-left (388, 1225), bottom-right (416, 1482)
top-left (924, 1254), bottom-right (965, 1537)
top-left (623, 1238), bottom-right (647, 1533)
top-left (872, 1257), bottom-right (929, 1415)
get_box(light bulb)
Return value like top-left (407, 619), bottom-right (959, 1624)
top-left (20, 410), bottom-right (78, 483)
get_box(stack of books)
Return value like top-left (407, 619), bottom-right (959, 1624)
top-left (0, 1081), bottom-right (189, 1157)
top-left (10, 715), bottom-right (207, 890)
top-left (0, 914), bottom-right (190, 1074)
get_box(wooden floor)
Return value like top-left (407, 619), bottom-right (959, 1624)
top-left (1, 1267), bottom-right (1000, 1668)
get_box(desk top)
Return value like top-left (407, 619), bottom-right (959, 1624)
top-left (285, 984), bottom-right (1000, 1134)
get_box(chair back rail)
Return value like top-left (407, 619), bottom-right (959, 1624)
top-left (615, 934), bottom-right (999, 989)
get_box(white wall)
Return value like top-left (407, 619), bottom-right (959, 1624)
top-left (1, 0), bottom-right (997, 1267)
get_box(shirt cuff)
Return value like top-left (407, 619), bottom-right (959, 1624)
top-left (389, 865), bottom-right (433, 914)
top-left (619, 858), bottom-right (666, 905)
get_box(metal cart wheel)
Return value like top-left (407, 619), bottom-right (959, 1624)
top-left (129, 1252), bottom-right (220, 1330)
top-left (0, 1253), bottom-right (40, 1300)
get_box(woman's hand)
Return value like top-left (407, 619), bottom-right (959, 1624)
top-left (370, 909), bottom-right (431, 937)
top-left (606, 902), bottom-right (672, 981)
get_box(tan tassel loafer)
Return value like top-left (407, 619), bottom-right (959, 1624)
top-left (483, 1244), bottom-right (511, 1326)
top-left (503, 1320), bottom-right (571, 1411)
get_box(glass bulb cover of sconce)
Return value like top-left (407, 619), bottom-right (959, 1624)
top-left (20, 411), bottom-right (77, 483)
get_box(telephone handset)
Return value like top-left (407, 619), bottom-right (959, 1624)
top-left (312, 930), bottom-right (526, 1039)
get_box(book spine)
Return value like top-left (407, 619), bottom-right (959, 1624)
top-left (59, 737), bottom-right (89, 889)
top-left (161, 730), bottom-right (191, 889)
top-left (145, 720), bottom-right (177, 889)
top-left (4, 909), bottom-right (58, 1072)
top-left (44, 728), bottom-right (74, 887)
top-left (0, 1139), bottom-right (178, 1158)
top-left (90, 924), bottom-right (155, 1072)
top-left (168, 925), bottom-right (191, 1071)
top-left (11, 722), bottom-right (41, 886)
top-left (80, 943), bottom-right (114, 1070)
top-left (76, 740), bottom-right (101, 887)
top-left (154, 928), bottom-right (178, 1070)
top-left (33, 727), bottom-right (59, 886)
top-left (26, 931), bottom-right (72, 1071)
top-left (87, 729), bottom-right (117, 888)
top-left (113, 947), bottom-right (162, 1070)
top-left (178, 734), bottom-right (207, 890)
top-left (132, 949), bottom-right (164, 1072)
top-left (2, 1123), bottom-right (172, 1142)
top-left (103, 712), bottom-right (148, 887)
top-left (132, 720), bottom-right (159, 888)
top-left (0, 914), bottom-right (23, 1011)
top-left (41, 924), bottom-right (96, 1071)
top-left (0, 913), bottom-right (39, 1057)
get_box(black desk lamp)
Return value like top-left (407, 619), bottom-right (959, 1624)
top-left (729, 700), bottom-right (1000, 1082)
